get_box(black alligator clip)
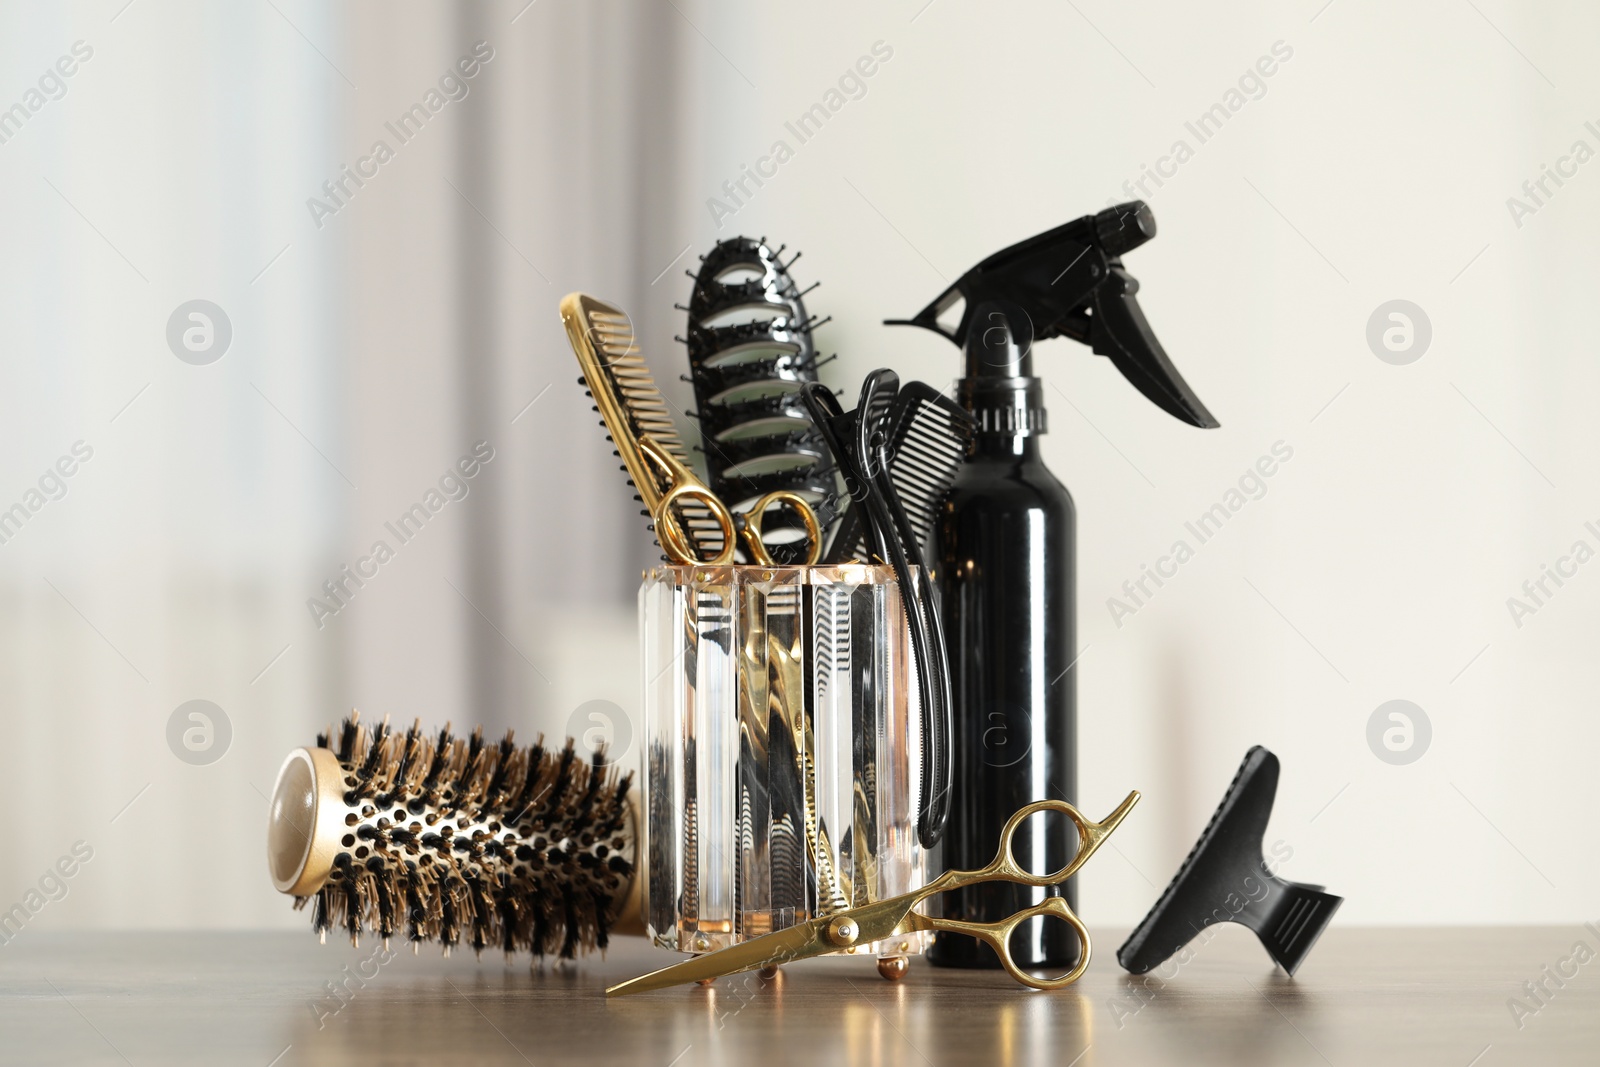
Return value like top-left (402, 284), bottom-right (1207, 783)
top-left (1118, 746), bottom-right (1342, 977)
top-left (886, 201), bottom-right (1219, 428)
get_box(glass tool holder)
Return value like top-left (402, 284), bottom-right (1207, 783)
top-left (641, 564), bottom-right (928, 960)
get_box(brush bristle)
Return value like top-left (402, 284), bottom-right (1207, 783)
top-left (293, 714), bottom-right (634, 961)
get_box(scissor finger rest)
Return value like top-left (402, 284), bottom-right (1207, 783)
top-left (1053, 789), bottom-right (1140, 883)
top-left (947, 792), bottom-right (1140, 890)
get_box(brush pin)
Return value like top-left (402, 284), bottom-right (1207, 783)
top-left (267, 714), bottom-right (637, 960)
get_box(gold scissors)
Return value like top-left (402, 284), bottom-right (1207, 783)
top-left (640, 434), bottom-right (822, 567)
top-left (607, 791), bottom-right (1139, 996)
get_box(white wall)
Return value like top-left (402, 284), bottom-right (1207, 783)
top-left (662, 0), bottom-right (1600, 926)
top-left (0, 0), bottom-right (1592, 933)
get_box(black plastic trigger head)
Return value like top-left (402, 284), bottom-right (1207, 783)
top-left (885, 201), bottom-right (1218, 428)
top-left (1117, 746), bottom-right (1342, 978)
top-left (1087, 263), bottom-right (1219, 428)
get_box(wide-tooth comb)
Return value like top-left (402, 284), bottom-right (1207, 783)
top-left (267, 713), bottom-right (638, 961)
top-left (561, 293), bottom-right (727, 561)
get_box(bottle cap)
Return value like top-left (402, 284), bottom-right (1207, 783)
top-left (961, 301), bottom-right (1046, 436)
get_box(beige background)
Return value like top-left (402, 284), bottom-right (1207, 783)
top-left (0, 0), bottom-right (1593, 932)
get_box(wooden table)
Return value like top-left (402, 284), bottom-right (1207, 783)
top-left (0, 928), bottom-right (1594, 1065)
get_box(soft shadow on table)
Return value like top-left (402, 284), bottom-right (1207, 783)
top-left (1108, 966), bottom-right (1331, 1066)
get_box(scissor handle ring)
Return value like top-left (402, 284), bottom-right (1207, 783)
top-left (654, 482), bottom-right (735, 565)
top-left (740, 491), bottom-right (821, 567)
top-left (638, 435), bottom-right (736, 565)
top-left (932, 897), bottom-right (1092, 990)
top-left (992, 800), bottom-right (1090, 887)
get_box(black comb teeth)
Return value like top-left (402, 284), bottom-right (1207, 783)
top-left (683, 236), bottom-right (840, 562)
top-left (299, 715), bottom-right (634, 961)
top-left (825, 381), bottom-right (975, 564)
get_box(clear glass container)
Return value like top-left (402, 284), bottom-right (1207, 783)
top-left (641, 564), bottom-right (927, 958)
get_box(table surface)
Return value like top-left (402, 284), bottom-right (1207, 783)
top-left (0, 927), bottom-right (1594, 1065)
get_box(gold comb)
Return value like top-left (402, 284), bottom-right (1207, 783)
top-left (561, 293), bottom-right (729, 561)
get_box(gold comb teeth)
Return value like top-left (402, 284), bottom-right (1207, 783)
top-left (561, 293), bottom-right (728, 560)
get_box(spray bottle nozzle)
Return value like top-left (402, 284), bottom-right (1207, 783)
top-left (967, 299), bottom-right (1035, 379)
top-left (885, 201), bottom-right (1219, 429)
top-left (1094, 200), bottom-right (1157, 257)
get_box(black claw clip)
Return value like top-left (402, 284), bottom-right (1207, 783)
top-left (1117, 746), bottom-right (1342, 977)
top-left (886, 201), bottom-right (1219, 428)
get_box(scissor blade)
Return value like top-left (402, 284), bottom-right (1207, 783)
top-left (606, 922), bottom-right (825, 998)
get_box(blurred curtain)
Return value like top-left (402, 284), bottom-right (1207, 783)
top-left (0, 0), bottom-right (685, 929)
top-left (340, 2), bottom-right (687, 745)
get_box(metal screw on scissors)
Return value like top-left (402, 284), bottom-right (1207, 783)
top-left (606, 791), bottom-right (1141, 996)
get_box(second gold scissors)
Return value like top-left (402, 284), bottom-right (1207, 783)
top-left (641, 434), bottom-right (823, 567)
top-left (607, 791), bottom-right (1139, 996)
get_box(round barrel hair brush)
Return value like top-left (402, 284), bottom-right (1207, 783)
top-left (267, 713), bottom-right (638, 961)
top-left (679, 236), bottom-right (840, 561)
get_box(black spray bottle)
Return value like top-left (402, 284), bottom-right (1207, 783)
top-left (888, 202), bottom-right (1219, 970)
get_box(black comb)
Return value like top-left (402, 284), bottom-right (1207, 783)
top-left (825, 381), bottom-right (975, 565)
top-left (801, 374), bottom-right (953, 848)
top-left (1118, 746), bottom-right (1342, 977)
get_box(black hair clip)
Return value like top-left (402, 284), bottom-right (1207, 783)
top-left (1118, 746), bottom-right (1342, 977)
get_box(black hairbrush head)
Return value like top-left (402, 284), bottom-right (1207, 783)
top-left (269, 714), bottom-right (636, 961)
top-left (682, 237), bottom-right (841, 561)
top-left (1117, 746), bottom-right (1342, 977)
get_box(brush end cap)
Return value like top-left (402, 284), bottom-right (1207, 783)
top-left (267, 747), bottom-right (345, 896)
